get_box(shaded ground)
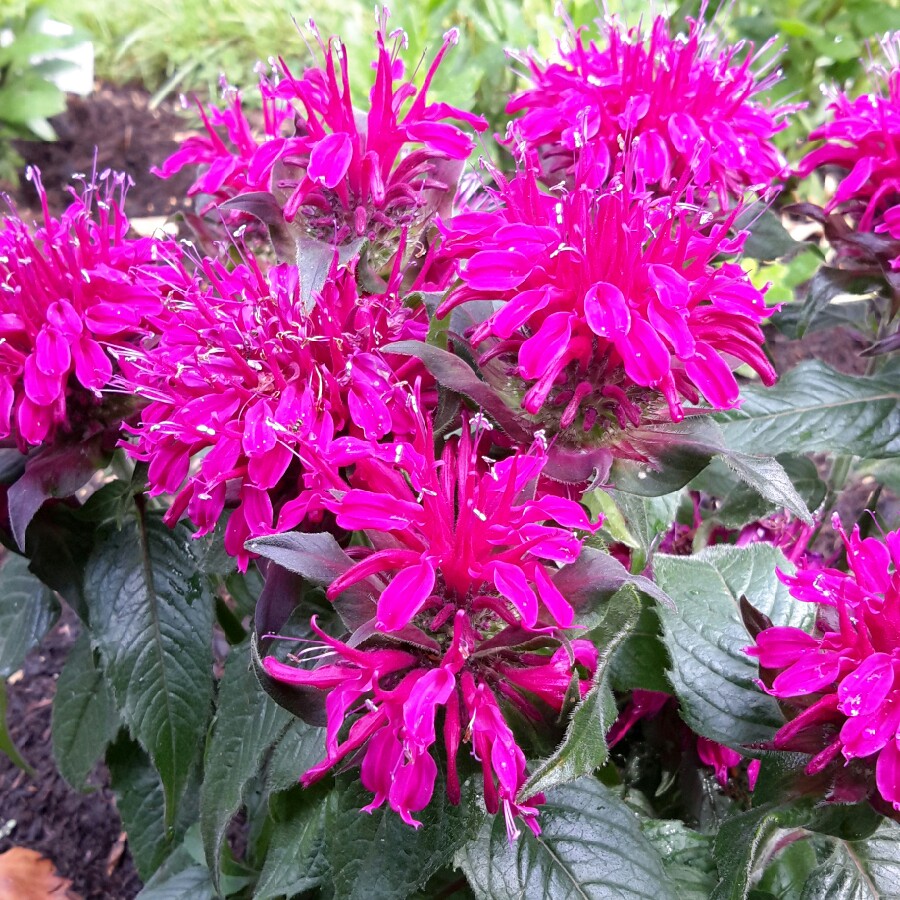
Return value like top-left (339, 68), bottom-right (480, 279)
top-left (0, 608), bottom-right (142, 900)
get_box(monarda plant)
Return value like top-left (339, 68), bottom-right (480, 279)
top-left (1, 8), bottom-right (900, 900)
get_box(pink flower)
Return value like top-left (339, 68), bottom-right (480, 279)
top-left (117, 255), bottom-right (428, 567)
top-left (324, 419), bottom-right (602, 633)
top-left (747, 516), bottom-right (900, 813)
top-left (796, 35), bottom-right (900, 235)
top-left (152, 75), bottom-right (296, 214)
top-left (0, 168), bottom-right (176, 449)
top-left (157, 11), bottom-right (486, 284)
top-left (263, 601), bottom-right (597, 834)
top-left (506, 14), bottom-right (795, 204)
top-left (437, 158), bottom-right (776, 434)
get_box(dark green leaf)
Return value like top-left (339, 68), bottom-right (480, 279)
top-left (655, 544), bottom-right (813, 749)
top-left (325, 773), bottom-right (481, 900)
top-left (200, 642), bottom-right (292, 886)
top-left (107, 734), bottom-right (174, 881)
top-left (716, 361), bottom-right (900, 458)
top-left (737, 207), bottom-right (801, 262)
top-left (642, 819), bottom-right (717, 900)
top-left (711, 804), bottom-right (811, 900)
top-left (85, 512), bottom-right (213, 824)
top-left (135, 865), bottom-right (216, 900)
top-left (457, 778), bottom-right (676, 900)
top-left (255, 784), bottom-right (330, 900)
top-left (51, 633), bottom-right (118, 789)
top-left (610, 594), bottom-right (671, 694)
top-left (265, 718), bottom-right (326, 796)
top-left (521, 586), bottom-right (641, 798)
top-left (0, 552), bottom-right (58, 678)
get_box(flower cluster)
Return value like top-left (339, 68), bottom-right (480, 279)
top-left (263, 422), bottom-right (602, 834)
top-left (796, 34), bottom-right (900, 236)
top-left (506, 14), bottom-right (794, 204)
top-left (0, 168), bottom-right (175, 449)
top-left (118, 254), bottom-right (427, 565)
top-left (748, 517), bottom-right (900, 811)
top-left (437, 161), bottom-right (776, 436)
top-left (156, 14), bottom-right (486, 281)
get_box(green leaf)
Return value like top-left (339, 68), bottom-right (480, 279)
top-left (655, 544), bottom-right (813, 749)
top-left (800, 821), bottom-right (900, 900)
top-left (325, 773), bottom-right (481, 900)
top-left (51, 633), bottom-right (118, 789)
top-left (521, 586), bottom-right (641, 798)
top-left (135, 865), bottom-right (216, 900)
top-left (610, 593), bottom-right (671, 694)
top-left (107, 734), bottom-right (175, 881)
top-left (607, 490), bottom-right (682, 570)
top-left (457, 777), bottom-right (676, 900)
top-left (716, 361), bottom-right (900, 458)
top-left (694, 455), bottom-right (826, 530)
top-left (265, 718), bottom-right (327, 796)
top-left (255, 784), bottom-right (330, 900)
top-left (0, 79), bottom-right (66, 124)
top-left (200, 642), bottom-right (292, 887)
top-left (711, 804), bottom-right (811, 900)
top-left (737, 207), bottom-right (801, 263)
top-left (0, 679), bottom-right (31, 773)
top-left (642, 819), bottom-right (717, 900)
top-left (0, 552), bottom-right (59, 678)
top-left (85, 511), bottom-right (213, 824)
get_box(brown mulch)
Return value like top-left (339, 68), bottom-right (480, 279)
top-left (9, 82), bottom-right (195, 220)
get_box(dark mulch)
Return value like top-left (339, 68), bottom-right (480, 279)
top-left (9, 82), bottom-right (195, 219)
top-left (0, 607), bottom-right (142, 900)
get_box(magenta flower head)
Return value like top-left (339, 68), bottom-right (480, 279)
top-left (437, 158), bottom-right (776, 438)
top-left (0, 167), bottom-right (175, 449)
top-left (796, 33), bottom-right (900, 236)
top-left (117, 253), bottom-right (427, 567)
top-left (747, 516), bottom-right (900, 814)
top-left (157, 10), bottom-right (486, 282)
top-left (262, 422), bottom-right (601, 835)
top-left (506, 13), bottom-right (795, 204)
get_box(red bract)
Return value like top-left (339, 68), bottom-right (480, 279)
top-left (506, 14), bottom-right (794, 204)
top-left (437, 160), bottom-right (776, 434)
top-left (0, 168), bottom-right (176, 449)
top-left (797, 35), bottom-right (900, 235)
top-left (117, 255), bottom-right (427, 567)
top-left (747, 517), bottom-right (900, 812)
top-left (264, 425), bottom-right (600, 834)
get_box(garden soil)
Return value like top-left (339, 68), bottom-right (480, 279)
top-left (0, 84), bottom-right (896, 899)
